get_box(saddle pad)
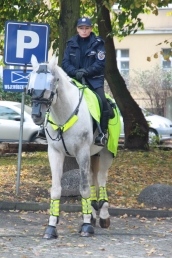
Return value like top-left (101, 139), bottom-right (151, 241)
top-left (72, 79), bottom-right (121, 156)
top-left (72, 79), bottom-right (101, 123)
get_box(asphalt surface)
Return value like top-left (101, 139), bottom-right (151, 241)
top-left (0, 142), bottom-right (172, 257)
top-left (0, 204), bottom-right (172, 258)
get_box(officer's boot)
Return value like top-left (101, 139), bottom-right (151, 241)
top-left (94, 110), bottom-right (109, 147)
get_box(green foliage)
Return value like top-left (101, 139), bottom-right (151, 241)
top-left (110, 0), bottom-right (170, 39)
top-left (0, 0), bottom-right (60, 55)
top-left (0, 0), bottom-right (172, 54)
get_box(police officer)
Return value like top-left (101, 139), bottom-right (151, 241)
top-left (62, 17), bottom-right (109, 146)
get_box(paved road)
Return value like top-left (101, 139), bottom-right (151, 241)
top-left (0, 210), bottom-right (172, 258)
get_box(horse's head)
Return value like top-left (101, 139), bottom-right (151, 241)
top-left (27, 55), bottom-right (58, 125)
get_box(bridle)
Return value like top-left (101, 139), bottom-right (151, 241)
top-left (28, 63), bottom-right (85, 155)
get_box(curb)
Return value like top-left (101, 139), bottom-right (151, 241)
top-left (1, 201), bottom-right (172, 218)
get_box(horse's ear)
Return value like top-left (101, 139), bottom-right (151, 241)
top-left (31, 55), bottom-right (39, 70)
top-left (48, 55), bottom-right (58, 72)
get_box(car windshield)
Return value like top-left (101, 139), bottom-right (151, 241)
top-left (14, 103), bottom-right (32, 115)
top-left (142, 108), bottom-right (153, 116)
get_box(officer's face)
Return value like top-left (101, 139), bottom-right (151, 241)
top-left (77, 26), bottom-right (92, 38)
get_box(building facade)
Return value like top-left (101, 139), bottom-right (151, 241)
top-left (113, 5), bottom-right (172, 114)
top-left (114, 5), bottom-right (172, 73)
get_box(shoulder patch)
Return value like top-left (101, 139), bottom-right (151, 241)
top-left (97, 51), bottom-right (105, 60)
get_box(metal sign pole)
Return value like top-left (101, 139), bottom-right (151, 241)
top-left (16, 63), bottom-right (26, 195)
top-left (16, 89), bottom-right (25, 194)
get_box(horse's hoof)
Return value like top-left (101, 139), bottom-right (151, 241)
top-left (91, 217), bottom-right (96, 227)
top-left (91, 200), bottom-right (99, 211)
top-left (99, 217), bottom-right (110, 228)
top-left (79, 223), bottom-right (94, 237)
top-left (43, 225), bottom-right (58, 239)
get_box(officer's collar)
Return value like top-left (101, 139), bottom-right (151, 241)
top-left (77, 34), bottom-right (91, 43)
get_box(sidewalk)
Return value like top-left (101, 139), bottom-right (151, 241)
top-left (0, 208), bottom-right (172, 258)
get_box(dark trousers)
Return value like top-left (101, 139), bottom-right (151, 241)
top-left (89, 86), bottom-right (108, 112)
top-left (89, 86), bottom-right (109, 134)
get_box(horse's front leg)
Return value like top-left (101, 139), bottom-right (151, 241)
top-left (76, 148), bottom-right (94, 237)
top-left (43, 148), bottom-right (64, 239)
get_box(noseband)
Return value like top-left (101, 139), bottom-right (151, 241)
top-left (31, 89), bottom-right (55, 107)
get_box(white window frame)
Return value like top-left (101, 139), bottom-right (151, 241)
top-left (116, 49), bottom-right (129, 75)
top-left (161, 48), bottom-right (172, 70)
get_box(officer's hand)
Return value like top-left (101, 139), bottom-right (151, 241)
top-left (76, 69), bottom-right (88, 81)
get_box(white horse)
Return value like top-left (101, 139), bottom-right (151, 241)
top-left (28, 55), bottom-right (118, 239)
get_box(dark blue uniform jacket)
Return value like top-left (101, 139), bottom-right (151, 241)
top-left (62, 32), bottom-right (106, 89)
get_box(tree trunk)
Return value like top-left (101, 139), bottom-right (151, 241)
top-left (96, 0), bottom-right (149, 150)
top-left (58, 0), bottom-right (80, 65)
top-left (58, 0), bottom-right (80, 171)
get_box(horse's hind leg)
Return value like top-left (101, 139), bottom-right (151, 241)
top-left (76, 148), bottom-right (94, 237)
top-left (43, 149), bottom-right (64, 239)
top-left (98, 148), bottom-right (113, 228)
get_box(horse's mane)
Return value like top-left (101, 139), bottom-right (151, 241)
top-left (55, 64), bottom-right (72, 83)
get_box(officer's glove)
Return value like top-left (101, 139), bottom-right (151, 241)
top-left (75, 69), bottom-right (88, 82)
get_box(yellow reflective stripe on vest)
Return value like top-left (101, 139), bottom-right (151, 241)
top-left (98, 186), bottom-right (108, 202)
top-left (50, 199), bottom-right (60, 216)
top-left (82, 197), bottom-right (92, 214)
top-left (90, 185), bottom-right (97, 201)
top-left (48, 114), bottom-right (78, 131)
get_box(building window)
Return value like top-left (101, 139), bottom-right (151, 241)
top-left (116, 49), bottom-right (129, 75)
top-left (162, 48), bottom-right (172, 70)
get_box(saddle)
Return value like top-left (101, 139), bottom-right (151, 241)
top-left (71, 79), bottom-right (116, 120)
top-left (97, 93), bottom-right (116, 119)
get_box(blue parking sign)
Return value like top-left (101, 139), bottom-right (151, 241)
top-left (4, 21), bottom-right (50, 66)
top-left (3, 69), bottom-right (32, 92)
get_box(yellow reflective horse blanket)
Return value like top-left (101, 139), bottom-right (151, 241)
top-left (72, 79), bottom-right (121, 156)
top-left (48, 79), bottom-right (121, 156)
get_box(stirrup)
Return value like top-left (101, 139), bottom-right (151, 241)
top-left (94, 133), bottom-right (107, 146)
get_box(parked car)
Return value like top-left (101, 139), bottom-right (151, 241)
top-left (119, 107), bottom-right (172, 142)
top-left (0, 101), bottom-right (40, 142)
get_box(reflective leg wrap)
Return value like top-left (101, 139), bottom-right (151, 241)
top-left (82, 198), bottom-right (92, 214)
top-left (90, 185), bottom-right (99, 211)
top-left (50, 199), bottom-right (60, 217)
top-left (98, 187), bottom-right (108, 209)
top-left (90, 186), bottom-right (97, 201)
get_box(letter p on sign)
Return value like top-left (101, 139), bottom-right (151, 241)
top-left (4, 21), bottom-right (50, 66)
top-left (16, 30), bottom-right (39, 58)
